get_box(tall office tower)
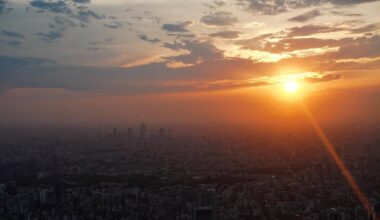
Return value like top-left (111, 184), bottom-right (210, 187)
top-left (127, 128), bottom-right (133, 139)
top-left (139, 123), bottom-right (146, 140)
top-left (113, 127), bottom-right (118, 138)
top-left (159, 128), bottom-right (166, 139)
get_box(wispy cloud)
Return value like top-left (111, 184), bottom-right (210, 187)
top-left (0, 53), bottom-right (347, 96)
top-left (209, 31), bottom-right (242, 39)
top-left (138, 34), bottom-right (161, 44)
top-left (1, 30), bottom-right (26, 39)
top-left (162, 21), bottom-right (193, 32)
top-left (201, 11), bottom-right (238, 26)
top-left (103, 20), bottom-right (123, 29)
top-left (0, 39), bottom-right (22, 48)
top-left (351, 22), bottom-right (380, 34)
top-left (1, 30), bottom-right (26, 47)
top-left (29, 0), bottom-right (120, 43)
top-left (87, 37), bottom-right (114, 50)
top-left (238, 0), bottom-right (380, 15)
top-left (0, 0), bottom-right (13, 14)
top-left (36, 30), bottom-right (64, 43)
top-left (304, 73), bottom-right (341, 83)
top-left (288, 9), bottom-right (322, 22)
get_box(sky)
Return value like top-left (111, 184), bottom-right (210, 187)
top-left (0, 0), bottom-right (380, 127)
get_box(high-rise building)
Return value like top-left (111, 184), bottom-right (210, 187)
top-left (112, 128), bottom-right (118, 138)
top-left (139, 123), bottom-right (146, 140)
top-left (127, 128), bottom-right (133, 139)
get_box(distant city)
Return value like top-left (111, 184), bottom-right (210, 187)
top-left (0, 124), bottom-right (378, 220)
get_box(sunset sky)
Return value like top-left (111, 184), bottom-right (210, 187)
top-left (1, 0), bottom-right (380, 127)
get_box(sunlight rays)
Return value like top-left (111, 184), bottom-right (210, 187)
top-left (300, 102), bottom-right (378, 220)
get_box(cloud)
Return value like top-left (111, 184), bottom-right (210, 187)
top-left (209, 31), bottom-right (242, 39)
top-left (73, 0), bottom-right (91, 4)
top-left (74, 9), bottom-right (104, 23)
top-left (0, 52), bottom-right (355, 96)
top-left (162, 21), bottom-right (192, 32)
top-left (203, 0), bottom-right (226, 9)
top-left (103, 21), bottom-right (123, 29)
top-left (1, 30), bottom-right (26, 39)
top-left (30, 0), bottom-right (72, 15)
top-left (304, 73), bottom-right (341, 83)
top-left (351, 22), bottom-right (380, 34)
top-left (237, 26), bottom-right (380, 64)
top-left (236, 24), bottom-right (347, 52)
top-left (131, 16), bottom-right (143, 20)
top-left (329, 10), bottom-right (362, 17)
top-left (163, 41), bottom-right (183, 50)
top-left (0, 54), bottom-right (273, 95)
top-left (167, 33), bottom-right (196, 39)
top-left (214, 0), bottom-right (226, 7)
top-left (138, 34), bottom-right (160, 44)
top-left (0, 0), bottom-right (6, 14)
top-left (50, 15), bottom-right (79, 30)
top-left (162, 79), bottom-right (270, 91)
top-left (29, 0), bottom-right (103, 23)
top-left (36, 30), bottom-right (64, 43)
top-left (200, 11), bottom-right (238, 26)
top-left (29, 1), bottom-right (109, 42)
top-left (30, 0), bottom-right (92, 14)
top-left (287, 24), bottom-right (344, 37)
top-left (87, 37), bottom-right (114, 50)
top-left (0, 39), bottom-right (22, 48)
top-left (148, 16), bottom-right (162, 24)
top-left (0, 0), bottom-right (13, 14)
top-left (1, 30), bottom-right (26, 47)
top-left (0, 56), bottom-right (55, 67)
top-left (0, 55), bottom-right (241, 94)
top-left (236, 33), bottom-right (274, 51)
top-left (331, 0), bottom-right (380, 5)
top-left (238, 0), bottom-right (289, 15)
top-left (36, 15), bottom-right (82, 42)
top-left (330, 35), bottom-right (380, 59)
top-left (239, 37), bottom-right (353, 53)
top-left (288, 9), bottom-right (322, 22)
top-left (165, 40), bottom-right (224, 66)
top-left (326, 58), bottom-right (380, 72)
top-left (235, 21), bottom-right (380, 67)
top-left (238, 0), bottom-right (380, 15)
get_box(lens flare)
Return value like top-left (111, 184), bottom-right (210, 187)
top-left (300, 102), bottom-right (378, 220)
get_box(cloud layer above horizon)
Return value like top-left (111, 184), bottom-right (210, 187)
top-left (0, 0), bottom-right (380, 96)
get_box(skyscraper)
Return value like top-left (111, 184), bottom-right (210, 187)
top-left (139, 123), bottom-right (146, 141)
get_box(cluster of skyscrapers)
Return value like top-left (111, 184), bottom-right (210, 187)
top-left (111, 123), bottom-right (168, 141)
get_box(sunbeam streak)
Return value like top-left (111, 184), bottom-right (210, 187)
top-left (300, 102), bottom-right (378, 220)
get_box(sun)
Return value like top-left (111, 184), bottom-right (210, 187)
top-left (284, 80), bottom-right (299, 93)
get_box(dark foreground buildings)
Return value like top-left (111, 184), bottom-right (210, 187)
top-left (0, 125), bottom-right (379, 219)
